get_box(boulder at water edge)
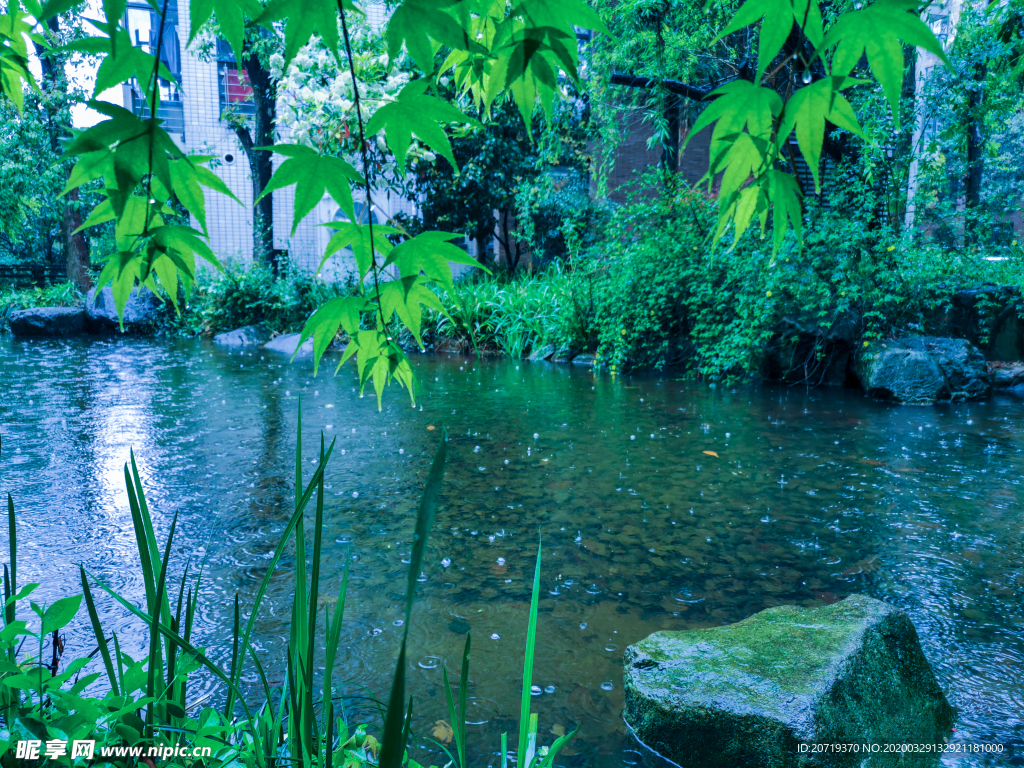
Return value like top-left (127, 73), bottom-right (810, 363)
top-left (624, 595), bottom-right (954, 768)
top-left (85, 286), bottom-right (163, 333)
top-left (854, 337), bottom-right (990, 405)
top-left (214, 324), bottom-right (274, 346)
top-left (9, 306), bottom-right (87, 336)
top-left (263, 333), bottom-right (314, 356)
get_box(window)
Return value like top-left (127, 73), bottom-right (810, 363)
top-left (124, 0), bottom-right (184, 136)
top-left (216, 40), bottom-right (256, 116)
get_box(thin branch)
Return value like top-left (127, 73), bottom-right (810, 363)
top-left (338, 4), bottom-right (389, 335)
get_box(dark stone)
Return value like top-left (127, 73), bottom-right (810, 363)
top-left (214, 324), bottom-right (274, 347)
top-left (624, 595), bottom-right (954, 768)
top-left (263, 333), bottom-right (314, 356)
top-left (988, 361), bottom-right (1024, 388)
top-left (85, 286), bottom-right (163, 333)
top-left (552, 347), bottom-right (579, 363)
top-left (8, 306), bottom-right (87, 337)
top-left (763, 312), bottom-right (861, 386)
top-left (924, 285), bottom-right (1024, 361)
top-left (528, 343), bottom-right (555, 361)
top-left (571, 353), bottom-right (596, 366)
top-left (854, 337), bottom-right (990, 405)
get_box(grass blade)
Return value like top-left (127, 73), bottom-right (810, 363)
top-left (378, 432), bottom-right (448, 768)
top-left (79, 566), bottom-right (119, 695)
top-left (517, 542), bottom-right (542, 765)
top-left (223, 419), bottom-right (336, 718)
top-left (6, 493), bottom-right (15, 625)
top-left (457, 632), bottom-right (470, 767)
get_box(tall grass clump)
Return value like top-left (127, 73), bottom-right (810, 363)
top-left (0, 282), bottom-right (82, 333)
top-left (414, 268), bottom-right (596, 360)
top-left (0, 407), bottom-right (574, 768)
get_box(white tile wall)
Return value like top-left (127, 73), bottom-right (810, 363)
top-left (174, 0), bottom-right (402, 277)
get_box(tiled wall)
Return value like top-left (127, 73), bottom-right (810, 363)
top-left (175, 0), bottom-right (399, 277)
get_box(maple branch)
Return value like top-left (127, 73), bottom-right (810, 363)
top-left (338, 2), bottom-right (389, 335)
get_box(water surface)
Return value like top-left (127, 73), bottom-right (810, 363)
top-left (1, 335), bottom-right (1022, 766)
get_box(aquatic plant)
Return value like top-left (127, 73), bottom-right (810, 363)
top-left (0, 407), bottom-right (572, 767)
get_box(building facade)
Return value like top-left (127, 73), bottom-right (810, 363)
top-left (118, 0), bottom-right (417, 281)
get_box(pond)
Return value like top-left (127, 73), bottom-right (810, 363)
top-left (2, 335), bottom-right (1022, 767)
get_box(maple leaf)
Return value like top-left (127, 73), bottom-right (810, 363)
top-left (381, 231), bottom-right (483, 292)
top-left (256, 144), bottom-right (363, 234)
top-left (188, 0), bottom-right (262, 64)
top-left (366, 79), bottom-right (479, 172)
top-left (258, 0), bottom-right (340, 69)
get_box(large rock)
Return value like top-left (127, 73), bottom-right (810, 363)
top-left (925, 285), bottom-right (1024, 362)
top-left (988, 360), bottom-right (1024, 388)
top-left (763, 312), bottom-right (861, 386)
top-left (263, 333), bottom-right (314, 356)
top-left (527, 343), bottom-right (555, 361)
top-left (854, 337), bottom-right (990, 405)
top-left (214, 324), bottom-right (274, 347)
top-left (8, 306), bottom-right (87, 337)
top-left (624, 595), bottom-right (954, 768)
top-left (85, 286), bottom-right (163, 333)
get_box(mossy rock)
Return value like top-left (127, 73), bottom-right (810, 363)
top-left (854, 337), bottom-right (989, 405)
top-left (623, 595), bottom-right (954, 768)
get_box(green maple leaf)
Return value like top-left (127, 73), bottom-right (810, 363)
top-left (169, 156), bottom-right (243, 236)
top-left (319, 222), bottom-right (399, 280)
top-left (377, 276), bottom-right (447, 348)
top-left (255, 144), bottom-right (362, 234)
top-left (381, 231), bottom-right (484, 292)
top-left (365, 80), bottom-right (479, 172)
top-left (386, 0), bottom-right (477, 72)
top-left (297, 295), bottom-right (370, 374)
top-left (822, 0), bottom-right (950, 124)
top-left (188, 0), bottom-right (262, 64)
top-left (258, 0), bottom-right (340, 69)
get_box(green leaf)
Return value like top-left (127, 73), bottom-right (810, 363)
top-left (41, 595), bottom-right (82, 634)
top-left (822, 0), bottom-right (950, 124)
top-left (778, 78), bottom-right (830, 192)
top-left (258, 0), bottom-right (340, 69)
top-left (188, 0), bottom-right (261, 62)
top-left (169, 157), bottom-right (243, 236)
top-left (297, 295), bottom-right (369, 375)
top-left (382, 230), bottom-right (483, 292)
top-left (366, 80), bottom-right (479, 173)
top-left (256, 144), bottom-right (362, 234)
top-left (716, 0), bottom-right (794, 81)
top-left (516, 542), bottom-right (542, 765)
top-left (386, 0), bottom-right (472, 73)
top-left (320, 222), bottom-right (398, 280)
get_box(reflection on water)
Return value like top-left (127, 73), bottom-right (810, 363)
top-left (1, 335), bottom-right (1023, 767)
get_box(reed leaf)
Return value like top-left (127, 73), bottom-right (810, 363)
top-left (517, 542), bottom-right (542, 764)
top-left (378, 431), bottom-right (448, 768)
top-left (79, 565), bottom-right (119, 695)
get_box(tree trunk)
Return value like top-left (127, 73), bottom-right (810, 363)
top-left (475, 225), bottom-right (492, 267)
top-left (963, 60), bottom-right (987, 243)
top-left (35, 16), bottom-right (93, 291)
top-left (63, 188), bottom-right (93, 290)
top-left (234, 39), bottom-right (280, 275)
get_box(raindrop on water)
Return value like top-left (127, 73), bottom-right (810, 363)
top-left (530, 685), bottom-right (542, 696)
top-left (544, 685), bottom-right (556, 694)
top-left (491, 633), bottom-right (500, 640)
top-left (802, 70), bottom-right (812, 84)
top-left (601, 682), bottom-right (614, 691)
